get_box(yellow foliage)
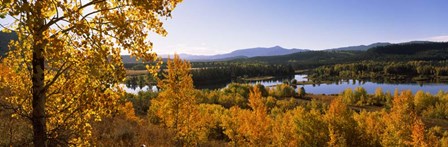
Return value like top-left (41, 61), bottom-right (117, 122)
top-left (119, 102), bottom-right (141, 124)
top-left (414, 90), bottom-right (438, 113)
top-left (222, 86), bottom-right (273, 146)
top-left (382, 90), bottom-right (423, 146)
top-left (411, 118), bottom-right (428, 147)
top-left (271, 111), bottom-right (296, 146)
top-left (289, 107), bottom-right (328, 146)
top-left (0, 0), bottom-right (182, 145)
top-left (150, 54), bottom-right (207, 146)
top-left (353, 110), bottom-right (386, 146)
top-left (325, 97), bottom-right (358, 146)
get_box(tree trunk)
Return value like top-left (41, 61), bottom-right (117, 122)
top-left (32, 42), bottom-right (46, 146)
top-left (31, 3), bottom-right (47, 145)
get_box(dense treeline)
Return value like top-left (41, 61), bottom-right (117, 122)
top-left (124, 63), bottom-right (295, 89)
top-left (236, 50), bottom-right (365, 69)
top-left (124, 63), bottom-right (160, 70)
top-left (339, 87), bottom-right (448, 120)
top-left (231, 42), bottom-right (448, 70)
top-left (368, 42), bottom-right (448, 55)
top-left (124, 74), bottom-right (157, 89)
top-left (309, 60), bottom-right (448, 82)
top-left (191, 64), bottom-right (294, 86)
top-left (124, 61), bottom-right (222, 70)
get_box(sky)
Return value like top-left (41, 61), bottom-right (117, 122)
top-left (149, 0), bottom-right (448, 55)
top-left (2, 1), bottom-right (447, 55)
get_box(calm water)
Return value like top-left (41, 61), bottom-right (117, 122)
top-left (122, 74), bottom-right (448, 95)
top-left (251, 75), bottom-right (448, 95)
top-left (121, 84), bottom-right (158, 94)
top-left (300, 81), bottom-right (447, 95)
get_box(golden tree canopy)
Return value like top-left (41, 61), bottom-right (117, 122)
top-left (0, 0), bottom-right (182, 145)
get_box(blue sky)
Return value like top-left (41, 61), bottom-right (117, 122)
top-left (2, 1), bottom-right (447, 55)
top-left (150, 0), bottom-right (448, 55)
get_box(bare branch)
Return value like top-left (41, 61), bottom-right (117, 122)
top-left (43, 62), bottom-right (72, 92)
top-left (45, 0), bottom-right (106, 31)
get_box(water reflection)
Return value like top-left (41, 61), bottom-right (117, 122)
top-left (121, 75), bottom-right (448, 95)
top-left (247, 75), bottom-right (447, 95)
top-left (121, 84), bottom-right (158, 94)
top-left (302, 79), bottom-right (447, 95)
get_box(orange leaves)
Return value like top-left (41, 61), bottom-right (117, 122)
top-left (248, 86), bottom-right (267, 114)
top-left (119, 101), bottom-right (141, 123)
top-left (353, 111), bottom-right (386, 146)
top-left (222, 86), bottom-right (273, 146)
top-left (381, 90), bottom-right (431, 146)
top-left (325, 97), bottom-right (358, 146)
top-left (0, 63), bottom-right (10, 78)
top-left (411, 118), bottom-right (428, 147)
top-left (150, 54), bottom-right (206, 145)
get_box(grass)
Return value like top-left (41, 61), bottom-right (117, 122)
top-left (126, 70), bottom-right (149, 76)
top-left (423, 118), bottom-right (448, 131)
top-left (294, 69), bottom-right (310, 74)
top-left (92, 117), bottom-right (228, 146)
top-left (242, 76), bottom-right (275, 81)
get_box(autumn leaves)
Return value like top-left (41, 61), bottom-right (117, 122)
top-left (147, 54), bottom-right (446, 146)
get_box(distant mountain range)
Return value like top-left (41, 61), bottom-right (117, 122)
top-left (162, 46), bottom-right (309, 61)
top-left (121, 46), bottom-right (309, 63)
top-left (153, 41), bottom-right (432, 62)
top-left (0, 31), bottom-right (441, 63)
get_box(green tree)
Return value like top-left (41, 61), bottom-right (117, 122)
top-left (298, 87), bottom-right (306, 98)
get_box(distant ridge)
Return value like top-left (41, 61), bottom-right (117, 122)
top-left (120, 41), bottom-right (446, 63)
top-left (121, 46), bottom-right (307, 63)
top-left (159, 46), bottom-right (309, 61)
top-left (0, 33), bottom-right (442, 63)
top-left (236, 41), bottom-right (448, 69)
top-left (326, 42), bottom-right (391, 51)
top-left (368, 41), bottom-right (448, 55)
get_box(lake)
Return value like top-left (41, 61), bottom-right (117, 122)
top-left (300, 81), bottom-right (447, 95)
top-left (121, 84), bottom-right (158, 94)
top-left (123, 74), bottom-right (448, 95)
top-left (249, 75), bottom-right (448, 95)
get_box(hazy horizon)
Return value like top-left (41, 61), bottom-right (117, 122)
top-left (149, 0), bottom-right (448, 55)
top-left (154, 40), bottom-right (447, 56)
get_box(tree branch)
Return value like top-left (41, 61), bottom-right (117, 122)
top-left (43, 62), bottom-right (72, 92)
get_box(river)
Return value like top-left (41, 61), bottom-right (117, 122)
top-left (123, 74), bottom-right (448, 95)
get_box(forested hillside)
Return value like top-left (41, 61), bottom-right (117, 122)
top-left (327, 42), bottom-right (391, 51)
top-left (231, 42), bottom-right (448, 70)
top-left (0, 32), bottom-right (17, 57)
top-left (235, 50), bottom-right (364, 69)
top-left (368, 42), bottom-right (448, 55)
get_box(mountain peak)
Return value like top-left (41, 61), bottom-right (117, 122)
top-left (156, 46), bottom-right (308, 62)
